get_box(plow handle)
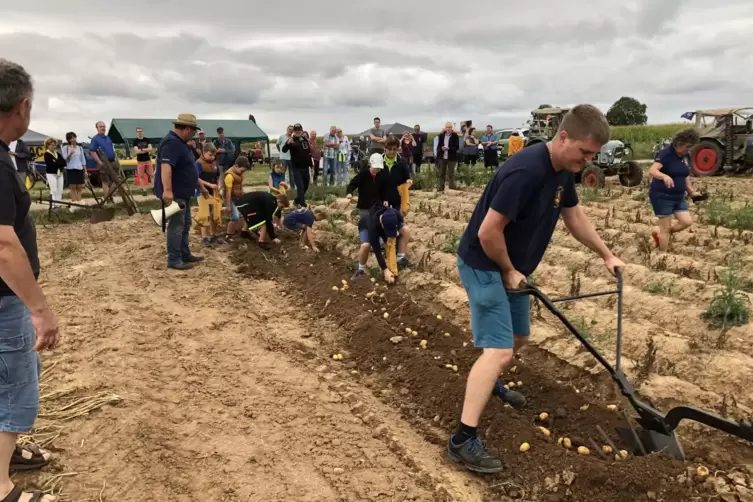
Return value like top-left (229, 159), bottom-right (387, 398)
top-left (506, 270), bottom-right (623, 380)
top-left (663, 406), bottom-right (753, 440)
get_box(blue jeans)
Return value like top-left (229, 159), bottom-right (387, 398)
top-left (456, 256), bottom-right (530, 349)
top-left (166, 198), bottom-right (193, 266)
top-left (335, 160), bottom-right (349, 186)
top-left (0, 296), bottom-right (41, 433)
top-left (322, 157), bottom-right (336, 185)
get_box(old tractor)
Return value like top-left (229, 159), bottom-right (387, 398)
top-left (524, 107), bottom-right (643, 188)
top-left (687, 108), bottom-right (753, 176)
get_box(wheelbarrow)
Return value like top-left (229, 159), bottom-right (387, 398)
top-left (507, 268), bottom-right (753, 460)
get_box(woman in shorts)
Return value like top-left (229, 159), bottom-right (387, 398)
top-left (648, 128), bottom-right (703, 251)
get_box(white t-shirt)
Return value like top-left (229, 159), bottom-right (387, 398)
top-left (7, 140), bottom-right (17, 170)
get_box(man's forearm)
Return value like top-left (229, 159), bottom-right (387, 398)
top-left (480, 231), bottom-right (515, 273)
top-left (0, 241), bottom-right (48, 314)
top-left (161, 164), bottom-right (173, 191)
top-left (566, 209), bottom-right (612, 259)
top-left (91, 152), bottom-right (102, 165)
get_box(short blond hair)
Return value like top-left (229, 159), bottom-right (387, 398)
top-left (43, 137), bottom-right (57, 150)
top-left (557, 104), bottom-right (610, 145)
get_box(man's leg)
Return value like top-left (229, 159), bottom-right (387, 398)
top-left (447, 160), bottom-right (457, 189)
top-left (301, 169), bottom-right (311, 205)
top-left (166, 201), bottom-right (187, 268)
top-left (437, 159), bottom-right (447, 191)
top-left (329, 157), bottom-right (337, 185)
top-left (0, 297), bottom-right (56, 501)
top-left (448, 258), bottom-right (527, 473)
top-left (396, 225), bottom-right (411, 267)
top-left (351, 229), bottom-right (371, 280)
top-left (292, 169), bottom-right (305, 206)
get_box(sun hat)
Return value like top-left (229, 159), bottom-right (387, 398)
top-left (173, 113), bottom-right (198, 128)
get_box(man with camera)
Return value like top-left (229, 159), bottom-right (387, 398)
top-left (281, 123), bottom-right (313, 208)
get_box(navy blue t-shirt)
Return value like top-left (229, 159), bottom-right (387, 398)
top-left (283, 208), bottom-right (315, 229)
top-left (154, 131), bottom-right (199, 200)
top-left (649, 145), bottom-right (689, 199)
top-left (456, 143), bottom-right (578, 277)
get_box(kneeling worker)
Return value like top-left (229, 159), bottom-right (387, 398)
top-left (234, 191), bottom-right (290, 245)
top-left (283, 207), bottom-right (322, 253)
top-left (351, 206), bottom-right (411, 282)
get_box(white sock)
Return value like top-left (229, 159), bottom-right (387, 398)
top-left (397, 253), bottom-right (405, 259)
top-left (358, 263), bottom-right (366, 271)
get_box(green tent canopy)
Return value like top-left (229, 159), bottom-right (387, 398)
top-left (108, 118), bottom-right (268, 143)
top-left (107, 118), bottom-right (271, 161)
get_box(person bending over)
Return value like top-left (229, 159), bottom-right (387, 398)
top-left (234, 191), bottom-right (289, 245)
top-left (351, 205), bottom-right (411, 282)
top-left (283, 207), bottom-right (322, 253)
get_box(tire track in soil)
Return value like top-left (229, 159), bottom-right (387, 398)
top-left (231, 235), bottom-right (739, 502)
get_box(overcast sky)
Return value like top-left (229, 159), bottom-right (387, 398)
top-left (2, 0), bottom-right (752, 140)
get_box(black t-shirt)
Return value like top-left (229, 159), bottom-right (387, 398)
top-left (134, 138), bottom-right (151, 162)
top-left (411, 132), bottom-right (426, 153)
top-left (456, 143), bottom-right (578, 277)
top-left (0, 140), bottom-right (39, 296)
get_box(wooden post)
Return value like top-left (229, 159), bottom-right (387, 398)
top-left (98, 150), bottom-right (139, 215)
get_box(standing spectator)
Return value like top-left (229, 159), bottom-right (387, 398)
top-left (281, 123), bottom-right (312, 208)
top-left (400, 132), bottom-right (415, 168)
top-left (411, 125), bottom-right (426, 173)
top-left (89, 121), bottom-right (119, 199)
top-left (336, 128), bottom-right (350, 187)
top-left (62, 132), bottom-right (86, 209)
top-left (0, 58), bottom-right (61, 502)
top-left (194, 143), bottom-right (224, 246)
top-left (213, 127), bottom-right (235, 177)
top-left (223, 156), bottom-right (250, 242)
top-left (369, 117), bottom-right (386, 155)
top-left (436, 122), bottom-right (460, 191)
top-left (133, 127), bottom-right (154, 186)
top-left (309, 130), bottom-right (322, 185)
top-left (433, 134), bottom-right (440, 171)
top-left (253, 141), bottom-right (263, 164)
top-left (508, 130), bottom-right (524, 156)
top-left (322, 126), bottom-right (339, 186)
top-left (153, 113), bottom-right (207, 271)
top-left (481, 125), bottom-right (499, 170)
top-left (277, 125), bottom-right (293, 184)
top-left (463, 127), bottom-right (480, 167)
top-left (43, 137), bottom-right (65, 207)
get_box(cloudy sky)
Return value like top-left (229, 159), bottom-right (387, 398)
top-left (1, 0), bottom-right (752, 140)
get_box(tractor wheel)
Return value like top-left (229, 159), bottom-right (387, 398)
top-left (690, 140), bottom-right (723, 176)
top-left (581, 166), bottom-right (605, 188)
top-left (618, 160), bottom-right (643, 187)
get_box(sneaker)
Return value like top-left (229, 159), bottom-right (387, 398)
top-left (492, 381), bottom-right (526, 409)
top-left (397, 256), bottom-right (413, 269)
top-left (202, 237), bottom-right (212, 246)
top-left (351, 269), bottom-right (367, 281)
top-left (447, 436), bottom-right (504, 474)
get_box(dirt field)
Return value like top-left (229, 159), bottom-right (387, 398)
top-left (14, 175), bottom-right (753, 501)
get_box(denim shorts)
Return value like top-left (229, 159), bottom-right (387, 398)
top-left (456, 256), bottom-right (530, 349)
top-left (649, 195), bottom-right (688, 217)
top-left (230, 202), bottom-right (240, 222)
top-left (0, 296), bottom-right (41, 433)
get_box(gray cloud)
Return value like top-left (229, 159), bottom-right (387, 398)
top-left (0, 0), bottom-right (752, 140)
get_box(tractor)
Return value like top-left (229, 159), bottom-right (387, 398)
top-left (687, 108), bottom-right (753, 176)
top-left (524, 107), bottom-right (643, 188)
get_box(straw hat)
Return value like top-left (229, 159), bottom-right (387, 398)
top-left (173, 113), bottom-right (198, 128)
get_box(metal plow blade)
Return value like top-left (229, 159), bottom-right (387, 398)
top-left (89, 207), bottom-right (116, 224)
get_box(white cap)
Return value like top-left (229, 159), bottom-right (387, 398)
top-left (369, 153), bottom-right (384, 169)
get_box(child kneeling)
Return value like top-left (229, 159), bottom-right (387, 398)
top-left (283, 207), bottom-right (323, 253)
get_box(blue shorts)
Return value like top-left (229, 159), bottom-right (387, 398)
top-left (649, 195), bottom-right (688, 217)
top-left (0, 296), bottom-right (41, 433)
top-left (359, 222), bottom-right (404, 244)
top-left (456, 256), bottom-right (530, 349)
top-left (229, 202), bottom-right (240, 222)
